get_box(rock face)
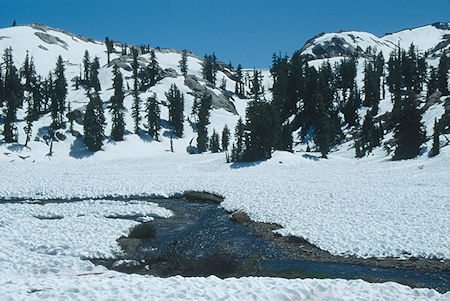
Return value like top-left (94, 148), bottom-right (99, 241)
top-left (184, 75), bottom-right (238, 115)
top-left (34, 32), bottom-right (68, 50)
top-left (67, 106), bottom-right (86, 125)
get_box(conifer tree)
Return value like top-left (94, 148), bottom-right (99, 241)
top-left (196, 91), bottom-right (212, 153)
top-left (89, 56), bottom-right (101, 91)
top-left (233, 117), bottom-right (245, 161)
top-left (244, 100), bottom-right (280, 161)
top-left (179, 49), bottom-right (188, 76)
top-left (82, 50), bottom-right (90, 82)
top-left (131, 48), bottom-right (141, 134)
top-left (32, 76), bottom-right (43, 120)
top-left (145, 94), bottom-right (161, 140)
top-left (427, 66), bottom-right (439, 98)
top-left (53, 55), bottom-right (67, 128)
top-left (166, 84), bottom-right (184, 137)
top-left (234, 64), bottom-right (244, 97)
top-left (313, 93), bottom-right (331, 158)
top-left (210, 129), bottom-right (220, 153)
top-left (149, 49), bottom-right (159, 86)
top-left (110, 65), bottom-right (125, 141)
top-left (2, 48), bottom-right (21, 142)
top-left (342, 85), bottom-right (361, 126)
top-left (430, 118), bottom-right (440, 157)
top-left (191, 96), bottom-right (200, 121)
top-left (84, 92), bottom-right (105, 151)
top-left (363, 61), bottom-right (380, 115)
top-left (202, 53), bottom-right (218, 85)
top-left (105, 37), bottom-right (114, 64)
top-left (393, 91), bottom-right (426, 160)
top-left (437, 54), bottom-right (449, 96)
top-left (221, 125), bottom-right (230, 151)
top-left (23, 94), bottom-right (33, 147)
top-left (21, 52), bottom-right (36, 92)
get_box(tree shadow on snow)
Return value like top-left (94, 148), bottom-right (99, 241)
top-left (6, 143), bottom-right (28, 152)
top-left (229, 160), bottom-right (265, 169)
top-left (302, 153), bottom-right (321, 161)
top-left (69, 137), bottom-right (94, 159)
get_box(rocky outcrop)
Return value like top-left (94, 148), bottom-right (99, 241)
top-left (184, 75), bottom-right (238, 115)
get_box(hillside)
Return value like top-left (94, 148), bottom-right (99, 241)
top-left (299, 22), bottom-right (450, 60)
top-left (0, 22), bottom-right (449, 299)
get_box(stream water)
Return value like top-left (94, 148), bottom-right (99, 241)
top-left (125, 198), bottom-right (449, 293)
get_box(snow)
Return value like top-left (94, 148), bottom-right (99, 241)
top-left (0, 24), bottom-right (449, 299)
top-left (0, 274), bottom-right (445, 301)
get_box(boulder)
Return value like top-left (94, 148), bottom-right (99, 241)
top-left (67, 106), bottom-right (86, 125)
top-left (184, 75), bottom-right (238, 115)
top-left (55, 132), bottom-right (66, 141)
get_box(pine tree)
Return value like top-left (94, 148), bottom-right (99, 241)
top-left (82, 50), bottom-right (90, 82)
top-left (437, 54), bottom-right (449, 96)
top-left (110, 65), bottom-right (125, 141)
top-left (84, 92), bottom-right (105, 151)
top-left (196, 91), bottom-right (212, 153)
top-left (427, 66), bottom-right (439, 98)
top-left (202, 53), bottom-right (218, 85)
top-left (23, 94), bottom-right (33, 147)
top-left (342, 85), bottom-right (361, 127)
top-left (244, 100), bottom-right (280, 161)
top-left (149, 49), bottom-right (159, 86)
top-left (278, 123), bottom-right (293, 152)
top-left (31, 76), bottom-right (43, 120)
top-left (233, 117), bottom-right (245, 161)
top-left (53, 55), bottom-right (67, 128)
top-left (221, 125), bottom-right (230, 151)
top-left (430, 118), bottom-right (440, 157)
top-left (179, 49), bottom-right (188, 76)
top-left (313, 93), bottom-right (331, 158)
top-left (234, 64), bottom-right (244, 97)
top-left (166, 83), bottom-right (184, 137)
top-left (393, 91), bottom-right (426, 160)
top-left (145, 94), bottom-right (161, 140)
top-left (210, 129), bottom-right (220, 153)
top-left (105, 37), bottom-right (114, 64)
top-left (132, 48), bottom-right (141, 134)
top-left (89, 56), bottom-right (101, 91)
top-left (363, 61), bottom-right (380, 115)
top-left (191, 96), bottom-right (200, 121)
top-left (2, 48), bottom-right (21, 142)
top-left (21, 52), bottom-right (36, 92)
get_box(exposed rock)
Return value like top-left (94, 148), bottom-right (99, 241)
top-left (184, 75), bottom-right (237, 115)
top-left (71, 130), bottom-right (82, 138)
top-left (112, 259), bottom-right (141, 268)
top-left (67, 106), bottom-right (86, 125)
top-left (34, 32), bottom-right (68, 50)
top-left (230, 211), bottom-right (250, 224)
top-left (117, 237), bottom-right (142, 257)
top-left (38, 45), bottom-right (48, 51)
top-left (55, 132), bottom-right (66, 141)
top-left (160, 68), bottom-right (178, 78)
top-left (184, 191), bottom-right (224, 203)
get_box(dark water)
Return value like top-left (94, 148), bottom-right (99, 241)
top-left (136, 198), bottom-right (449, 293)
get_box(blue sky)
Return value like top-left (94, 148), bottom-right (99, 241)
top-left (1, 0), bottom-right (449, 68)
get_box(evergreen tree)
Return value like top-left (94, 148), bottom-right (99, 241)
top-left (149, 49), bottom-right (159, 86)
top-left (89, 56), bottom-right (101, 91)
top-left (363, 61), bottom-right (380, 115)
top-left (210, 129), bottom-right (220, 153)
top-left (248, 69), bottom-right (265, 101)
top-left (145, 94), bottom-right (161, 140)
top-left (196, 91), bottom-right (212, 153)
top-left (278, 122), bottom-right (293, 152)
top-left (21, 52), bottom-right (36, 92)
top-left (23, 93), bottom-right (33, 147)
top-left (221, 125), bottom-right (230, 151)
top-left (166, 83), bottom-right (184, 137)
top-left (202, 53), bottom-right (218, 85)
top-left (82, 50), bottom-right (90, 82)
top-left (357, 112), bottom-right (381, 156)
top-left (427, 66), bottom-right (439, 98)
top-left (430, 118), bottom-right (440, 157)
top-left (234, 64), bottom-right (244, 97)
top-left (131, 48), bottom-right (140, 134)
top-left (179, 49), bottom-right (188, 76)
top-left (105, 37), bottom-right (114, 64)
top-left (31, 76), bottom-right (43, 120)
top-left (84, 92), bottom-right (106, 151)
top-left (342, 85), bottom-right (361, 126)
top-left (393, 91), bottom-right (426, 160)
top-left (437, 54), bottom-right (449, 96)
top-left (2, 48), bottom-right (21, 142)
top-left (312, 93), bottom-right (331, 158)
top-left (110, 65), bottom-right (125, 141)
top-left (191, 96), bottom-right (200, 121)
top-left (53, 55), bottom-right (67, 128)
top-left (244, 100), bottom-right (280, 161)
top-left (233, 117), bottom-right (245, 161)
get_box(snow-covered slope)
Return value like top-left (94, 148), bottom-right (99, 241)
top-left (0, 23), bottom-right (249, 162)
top-left (300, 22), bottom-right (450, 59)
